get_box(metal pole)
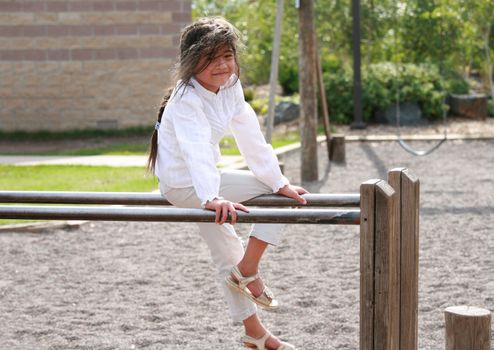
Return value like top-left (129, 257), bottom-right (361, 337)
top-left (351, 0), bottom-right (366, 129)
top-left (0, 191), bottom-right (361, 207)
top-left (316, 42), bottom-right (332, 158)
top-left (266, 0), bottom-right (284, 144)
top-left (0, 205), bottom-right (361, 225)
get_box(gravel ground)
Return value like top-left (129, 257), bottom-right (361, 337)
top-left (1, 139), bottom-right (493, 349)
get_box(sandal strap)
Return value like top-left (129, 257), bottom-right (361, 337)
top-left (262, 286), bottom-right (275, 300)
top-left (241, 332), bottom-right (271, 350)
top-left (252, 286), bottom-right (275, 306)
top-left (231, 266), bottom-right (259, 289)
top-left (276, 341), bottom-right (296, 350)
top-left (229, 266), bottom-right (278, 309)
top-left (279, 342), bottom-right (297, 350)
top-left (242, 333), bottom-right (297, 350)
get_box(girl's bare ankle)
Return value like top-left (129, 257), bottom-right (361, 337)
top-left (237, 262), bottom-right (258, 277)
top-left (245, 325), bottom-right (266, 339)
top-left (243, 314), bottom-right (266, 338)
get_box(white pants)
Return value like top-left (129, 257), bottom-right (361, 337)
top-left (161, 169), bottom-right (285, 322)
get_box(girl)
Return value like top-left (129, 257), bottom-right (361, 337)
top-left (147, 17), bottom-right (307, 350)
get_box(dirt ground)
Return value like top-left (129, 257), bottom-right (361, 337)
top-left (1, 137), bottom-right (493, 349)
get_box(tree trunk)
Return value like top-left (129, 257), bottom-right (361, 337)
top-left (298, 0), bottom-right (318, 183)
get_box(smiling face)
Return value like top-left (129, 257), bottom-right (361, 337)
top-left (194, 45), bottom-right (237, 93)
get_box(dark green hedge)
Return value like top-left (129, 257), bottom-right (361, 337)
top-left (318, 63), bottom-right (467, 124)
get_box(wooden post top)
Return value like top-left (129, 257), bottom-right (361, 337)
top-left (445, 306), bottom-right (491, 317)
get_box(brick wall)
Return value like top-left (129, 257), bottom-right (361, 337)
top-left (0, 0), bottom-right (191, 131)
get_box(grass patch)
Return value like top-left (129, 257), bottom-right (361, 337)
top-left (219, 132), bottom-right (301, 155)
top-left (1, 143), bottom-right (150, 156)
top-left (0, 165), bottom-right (157, 192)
top-left (0, 165), bottom-right (158, 225)
top-left (219, 127), bottom-right (335, 155)
top-left (0, 126), bottom-right (152, 142)
top-left (272, 133), bottom-right (301, 148)
top-left (58, 144), bottom-right (149, 156)
top-left (0, 144), bottom-right (148, 156)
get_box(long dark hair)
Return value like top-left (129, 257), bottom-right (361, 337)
top-left (146, 17), bottom-right (242, 174)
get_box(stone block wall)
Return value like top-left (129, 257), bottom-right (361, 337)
top-left (0, 0), bottom-right (191, 131)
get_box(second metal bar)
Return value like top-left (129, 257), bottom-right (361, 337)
top-left (0, 205), bottom-right (361, 225)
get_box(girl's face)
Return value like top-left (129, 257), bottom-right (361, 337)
top-left (194, 45), bottom-right (236, 93)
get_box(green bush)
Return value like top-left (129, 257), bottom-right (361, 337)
top-left (443, 69), bottom-right (470, 94)
top-left (364, 63), bottom-right (449, 121)
top-left (323, 67), bottom-right (354, 124)
top-left (488, 99), bottom-right (494, 117)
top-left (250, 98), bottom-right (268, 115)
top-left (249, 94), bottom-right (300, 116)
top-left (243, 87), bottom-right (255, 102)
top-left (269, 61), bottom-right (467, 124)
top-left (322, 63), bottom-right (454, 124)
top-left (279, 62), bottom-right (299, 95)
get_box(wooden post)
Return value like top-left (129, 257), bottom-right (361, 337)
top-left (445, 306), bottom-right (491, 350)
top-left (374, 180), bottom-right (399, 350)
top-left (298, 0), bottom-right (318, 182)
top-left (360, 179), bottom-right (399, 350)
top-left (329, 134), bottom-right (346, 163)
top-left (388, 168), bottom-right (420, 350)
top-left (360, 179), bottom-right (379, 350)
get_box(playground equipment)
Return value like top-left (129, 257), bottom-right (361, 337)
top-left (0, 168), bottom-right (419, 349)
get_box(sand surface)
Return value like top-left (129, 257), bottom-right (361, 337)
top-left (1, 139), bottom-right (493, 349)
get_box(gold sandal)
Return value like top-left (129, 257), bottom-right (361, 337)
top-left (241, 332), bottom-right (297, 350)
top-left (226, 266), bottom-right (278, 310)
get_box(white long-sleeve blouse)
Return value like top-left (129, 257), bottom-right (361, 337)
top-left (155, 75), bottom-right (289, 205)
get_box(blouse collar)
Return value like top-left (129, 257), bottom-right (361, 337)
top-left (191, 77), bottom-right (221, 100)
top-left (190, 75), bottom-right (238, 100)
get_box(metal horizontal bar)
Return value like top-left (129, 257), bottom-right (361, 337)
top-left (0, 205), bottom-right (360, 225)
top-left (0, 191), bottom-right (360, 207)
